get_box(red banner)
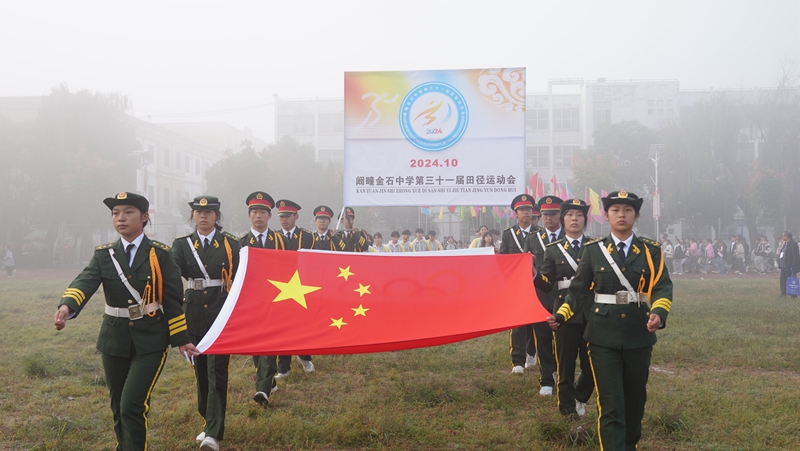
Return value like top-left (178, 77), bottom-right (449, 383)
top-left (197, 248), bottom-right (549, 355)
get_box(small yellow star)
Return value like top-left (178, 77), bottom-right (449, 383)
top-left (337, 266), bottom-right (354, 281)
top-left (330, 317), bottom-right (347, 329)
top-left (268, 270), bottom-right (321, 309)
top-left (354, 283), bottom-right (371, 297)
top-left (352, 304), bottom-right (369, 316)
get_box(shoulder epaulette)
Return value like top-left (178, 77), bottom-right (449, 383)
top-left (546, 238), bottom-right (566, 247)
top-left (298, 227), bottom-right (313, 234)
top-left (640, 237), bottom-right (662, 247)
top-left (585, 237), bottom-right (604, 246)
top-left (238, 232), bottom-right (250, 241)
top-left (150, 240), bottom-right (170, 251)
top-left (176, 233), bottom-right (192, 240)
top-left (96, 242), bottom-right (115, 250)
top-left (504, 226), bottom-right (513, 232)
top-left (222, 231), bottom-right (238, 241)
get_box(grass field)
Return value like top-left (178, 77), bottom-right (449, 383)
top-left (1, 275), bottom-right (798, 450)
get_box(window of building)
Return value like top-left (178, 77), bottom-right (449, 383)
top-left (648, 99), bottom-right (654, 107)
top-left (526, 109), bottom-right (549, 131)
top-left (648, 109), bottom-right (654, 115)
top-left (553, 146), bottom-right (577, 167)
top-left (147, 144), bottom-right (155, 164)
top-left (318, 112), bottom-right (344, 134)
top-left (185, 156), bottom-right (190, 173)
top-left (175, 152), bottom-right (181, 170)
top-left (163, 188), bottom-right (170, 207)
top-left (277, 112), bottom-right (315, 135)
top-left (657, 99), bottom-right (663, 108)
top-left (553, 108), bottom-right (579, 131)
top-left (163, 148), bottom-right (170, 167)
top-left (593, 101), bottom-right (611, 128)
top-left (666, 99), bottom-right (673, 107)
top-left (666, 109), bottom-right (673, 116)
top-left (526, 146), bottom-right (549, 168)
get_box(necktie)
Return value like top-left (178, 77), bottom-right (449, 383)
top-left (285, 232), bottom-right (291, 240)
top-left (203, 238), bottom-right (210, 250)
top-left (572, 239), bottom-right (580, 251)
top-left (522, 230), bottom-right (528, 238)
top-left (618, 242), bottom-right (626, 260)
top-left (550, 233), bottom-right (557, 242)
top-left (125, 243), bottom-right (135, 265)
top-left (257, 234), bottom-right (264, 247)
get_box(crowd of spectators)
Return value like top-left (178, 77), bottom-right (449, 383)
top-left (662, 234), bottom-right (781, 276)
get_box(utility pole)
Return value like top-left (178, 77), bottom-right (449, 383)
top-left (649, 144), bottom-right (664, 239)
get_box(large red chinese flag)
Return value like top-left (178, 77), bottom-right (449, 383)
top-left (197, 248), bottom-right (549, 355)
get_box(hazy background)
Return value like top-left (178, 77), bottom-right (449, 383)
top-left (2, 0), bottom-right (797, 142)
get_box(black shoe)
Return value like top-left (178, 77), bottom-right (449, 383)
top-left (253, 391), bottom-right (269, 406)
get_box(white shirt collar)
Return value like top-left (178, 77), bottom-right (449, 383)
top-left (197, 228), bottom-right (216, 243)
top-left (281, 226), bottom-right (296, 236)
top-left (251, 227), bottom-right (268, 238)
top-left (610, 232), bottom-right (634, 251)
top-left (566, 233), bottom-right (584, 244)
top-left (546, 227), bottom-right (562, 239)
top-left (120, 232), bottom-right (145, 250)
top-left (520, 224), bottom-right (532, 234)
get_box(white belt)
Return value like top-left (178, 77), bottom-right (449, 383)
top-left (557, 280), bottom-right (572, 290)
top-left (187, 278), bottom-right (223, 290)
top-left (595, 292), bottom-right (650, 305)
top-left (105, 303), bottom-right (160, 319)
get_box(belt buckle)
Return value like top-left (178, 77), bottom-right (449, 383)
top-left (192, 278), bottom-right (205, 290)
top-left (615, 291), bottom-right (629, 305)
top-left (128, 304), bottom-right (143, 320)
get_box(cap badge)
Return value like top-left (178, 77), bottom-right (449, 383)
top-left (618, 191), bottom-right (628, 199)
top-left (117, 192), bottom-right (127, 200)
top-left (321, 207), bottom-right (326, 211)
top-left (256, 193), bottom-right (263, 200)
top-left (199, 198), bottom-right (208, 206)
top-left (280, 201), bottom-right (285, 207)
top-left (546, 198), bottom-right (552, 204)
top-left (521, 195), bottom-right (527, 201)
top-left (572, 199), bottom-right (581, 205)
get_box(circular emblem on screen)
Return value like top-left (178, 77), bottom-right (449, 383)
top-left (399, 82), bottom-right (469, 152)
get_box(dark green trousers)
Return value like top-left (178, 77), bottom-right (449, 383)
top-left (587, 343), bottom-right (652, 451)
top-left (253, 355), bottom-right (278, 393)
top-left (532, 323), bottom-right (556, 387)
top-left (191, 334), bottom-right (230, 441)
top-left (102, 348), bottom-right (168, 451)
top-left (509, 325), bottom-right (536, 367)
top-left (277, 354), bottom-right (312, 374)
top-left (553, 322), bottom-right (594, 415)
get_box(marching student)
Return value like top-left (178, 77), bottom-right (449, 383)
top-left (548, 191), bottom-right (673, 451)
top-left (54, 192), bottom-right (199, 451)
top-left (172, 195), bottom-right (241, 451)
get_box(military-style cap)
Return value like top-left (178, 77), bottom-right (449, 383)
top-left (538, 196), bottom-right (563, 214)
top-left (103, 192), bottom-right (149, 212)
top-left (510, 194), bottom-right (535, 211)
top-left (246, 191), bottom-right (274, 211)
top-left (276, 199), bottom-right (300, 216)
top-left (532, 205), bottom-right (541, 216)
top-left (338, 207), bottom-right (356, 219)
top-left (602, 190), bottom-right (643, 212)
top-left (560, 198), bottom-right (590, 215)
top-left (314, 205), bottom-right (334, 218)
top-left (189, 195), bottom-right (221, 211)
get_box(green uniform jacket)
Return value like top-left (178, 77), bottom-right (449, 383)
top-left (239, 229), bottom-right (282, 249)
top-left (58, 236), bottom-right (190, 357)
top-left (534, 236), bottom-right (591, 321)
top-left (523, 229), bottom-right (564, 310)
top-left (172, 231), bottom-right (241, 337)
top-left (311, 230), bottom-right (342, 251)
top-left (499, 224), bottom-right (541, 254)
top-left (277, 227), bottom-right (314, 250)
top-left (554, 235), bottom-right (673, 349)
top-left (335, 229), bottom-right (369, 252)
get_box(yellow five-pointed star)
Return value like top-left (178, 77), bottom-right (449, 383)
top-left (354, 283), bottom-right (371, 297)
top-left (337, 266), bottom-right (354, 281)
top-left (352, 304), bottom-right (369, 316)
top-left (268, 270), bottom-right (321, 309)
top-left (330, 317), bottom-right (347, 329)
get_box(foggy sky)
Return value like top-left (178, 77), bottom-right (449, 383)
top-left (1, 0), bottom-right (797, 143)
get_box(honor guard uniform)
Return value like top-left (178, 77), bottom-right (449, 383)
top-left (238, 192), bottom-right (280, 407)
top-left (533, 198), bottom-right (595, 417)
top-left (172, 195), bottom-right (241, 451)
top-left (552, 191), bottom-right (673, 451)
top-left (522, 195), bottom-right (564, 396)
top-left (335, 207), bottom-right (369, 252)
top-left (274, 199), bottom-right (315, 377)
top-left (500, 194), bottom-right (542, 375)
top-left (55, 192), bottom-right (193, 451)
top-left (311, 205), bottom-right (342, 251)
